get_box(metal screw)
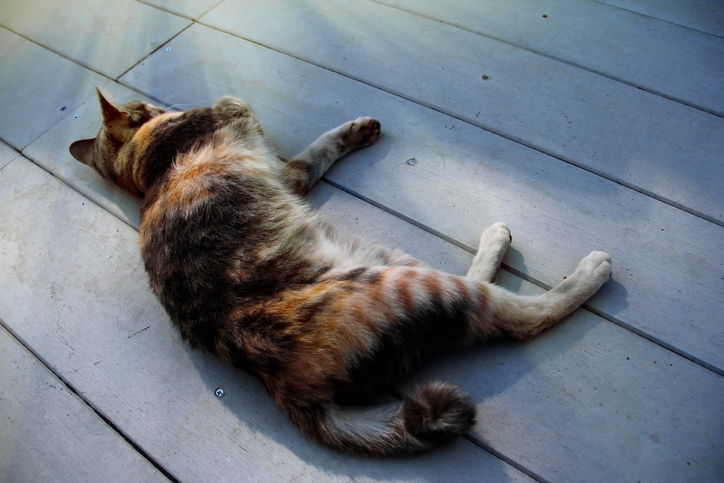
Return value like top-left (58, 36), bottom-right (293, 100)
top-left (59, 106), bottom-right (66, 111)
top-left (166, 47), bottom-right (172, 52)
top-left (406, 158), bottom-right (417, 165)
top-left (215, 388), bottom-right (224, 398)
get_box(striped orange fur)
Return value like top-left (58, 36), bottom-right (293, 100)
top-left (70, 89), bottom-right (612, 455)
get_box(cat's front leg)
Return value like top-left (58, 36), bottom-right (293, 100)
top-left (467, 222), bottom-right (512, 283)
top-left (282, 118), bottom-right (381, 196)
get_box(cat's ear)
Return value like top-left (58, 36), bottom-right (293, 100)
top-left (96, 87), bottom-right (133, 142)
top-left (69, 138), bottom-right (96, 165)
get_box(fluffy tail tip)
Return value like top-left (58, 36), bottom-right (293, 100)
top-left (402, 381), bottom-right (476, 444)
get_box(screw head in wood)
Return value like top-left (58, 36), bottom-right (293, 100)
top-left (215, 388), bottom-right (224, 397)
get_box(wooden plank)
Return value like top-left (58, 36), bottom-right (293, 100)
top-left (0, 140), bottom-right (18, 169)
top-left (200, 0), bottom-right (724, 226)
top-left (0, 157), bottom-right (534, 482)
top-left (0, 325), bottom-right (168, 482)
top-left (137, 0), bottom-right (222, 20)
top-left (319, 190), bottom-right (724, 482)
top-left (411, 271), bottom-right (724, 482)
top-left (0, 28), bottom-right (109, 150)
top-left (372, 0), bottom-right (724, 115)
top-left (318, 187), bottom-right (724, 481)
top-left (117, 25), bottom-right (724, 373)
top-left (12, 142), bottom-right (724, 480)
top-left (313, 188), bottom-right (724, 481)
top-left (0, 0), bottom-right (191, 79)
top-left (598, 0), bottom-right (724, 37)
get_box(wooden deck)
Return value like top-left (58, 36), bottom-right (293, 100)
top-left (1, 0), bottom-right (722, 481)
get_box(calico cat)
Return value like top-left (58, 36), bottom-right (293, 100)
top-left (70, 88), bottom-right (612, 456)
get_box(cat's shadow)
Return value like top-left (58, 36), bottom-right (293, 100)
top-left (188, 344), bottom-right (529, 479)
top-left (185, 258), bottom-right (607, 480)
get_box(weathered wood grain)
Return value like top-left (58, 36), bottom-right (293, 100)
top-left (598, 0), bottom-right (724, 36)
top-left (200, 0), bottom-right (724, 226)
top-left (0, 0), bottom-right (191, 79)
top-left (0, 157), bottom-right (534, 482)
top-left (0, 28), bottom-right (109, 150)
top-left (118, 24), bottom-right (724, 373)
top-left (0, 325), bottom-right (168, 482)
top-left (374, 0), bottom-right (724, 114)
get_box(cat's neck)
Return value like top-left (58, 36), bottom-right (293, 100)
top-left (132, 108), bottom-right (220, 194)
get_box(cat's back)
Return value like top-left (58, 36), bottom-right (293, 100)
top-left (137, 121), bottom-right (316, 331)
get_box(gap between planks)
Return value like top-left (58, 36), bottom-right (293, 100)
top-left (323, 177), bottom-right (724, 378)
top-left (189, 16), bottom-right (724, 229)
top-left (0, 314), bottom-right (179, 482)
top-left (369, 0), bottom-right (724, 117)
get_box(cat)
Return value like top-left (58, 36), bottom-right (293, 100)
top-left (70, 88), bottom-right (612, 456)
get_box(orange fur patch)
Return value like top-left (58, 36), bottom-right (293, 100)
top-left (125, 112), bottom-right (183, 192)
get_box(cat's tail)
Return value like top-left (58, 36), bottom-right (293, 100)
top-left (285, 381), bottom-right (476, 456)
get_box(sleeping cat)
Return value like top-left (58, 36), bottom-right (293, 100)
top-left (70, 88), bottom-right (612, 456)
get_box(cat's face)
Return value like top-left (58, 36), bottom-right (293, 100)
top-left (70, 88), bottom-right (166, 195)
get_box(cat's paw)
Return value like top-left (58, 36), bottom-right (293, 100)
top-left (573, 251), bottom-right (612, 288)
top-left (467, 222), bottom-right (511, 283)
top-left (479, 222), bottom-right (512, 252)
top-left (343, 117), bottom-right (381, 150)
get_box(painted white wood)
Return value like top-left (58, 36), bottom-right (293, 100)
top-left (315, 191), bottom-right (722, 481)
top-left (0, 0), bottom-right (191, 79)
top-left (411, 271), bottom-right (724, 483)
top-left (0, 325), bottom-right (168, 482)
top-left (200, 0), bottom-right (724, 226)
top-left (0, 141), bottom-right (18, 169)
top-left (373, 0), bottom-right (724, 114)
top-left (137, 0), bottom-right (222, 20)
top-left (0, 28), bottom-right (109, 150)
top-left (5, 150), bottom-right (723, 481)
top-left (0, 157), bottom-right (534, 482)
top-left (118, 25), bottom-right (724, 373)
top-left (599, 0), bottom-right (724, 37)
top-left (6, 0), bottom-right (723, 479)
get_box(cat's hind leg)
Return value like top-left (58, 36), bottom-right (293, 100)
top-left (488, 250), bottom-right (612, 340)
top-left (260, 253), bottom-right (609, 455)
top-left (467, 222), bottom-right (511, 283)
top-left (282, 118), bottom-right (381, 196)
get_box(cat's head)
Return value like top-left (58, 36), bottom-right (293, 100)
top-left (70, 87), bottom-right (167, 196)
